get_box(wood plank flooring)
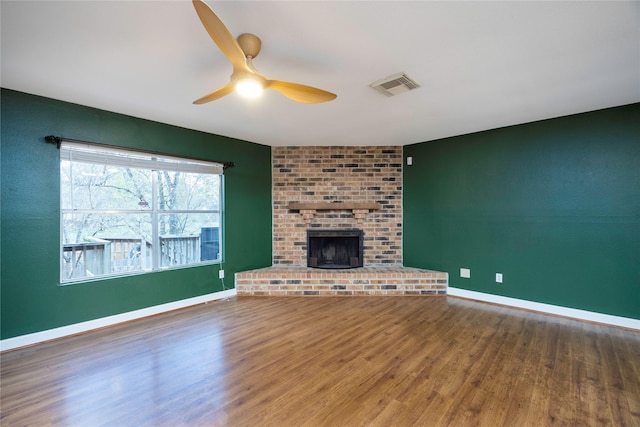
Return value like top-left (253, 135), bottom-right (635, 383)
top-left (2, 296), bottom-right (639, 426)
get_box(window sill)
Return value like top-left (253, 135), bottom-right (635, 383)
top-left (58, 260), bottom-right (222, 286)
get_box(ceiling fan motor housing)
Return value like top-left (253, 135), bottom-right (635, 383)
top-left (237, 33), bottom-right (261, 58)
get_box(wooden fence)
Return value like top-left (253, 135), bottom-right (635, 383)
top-left (62, 235), bottom-right (204, 280)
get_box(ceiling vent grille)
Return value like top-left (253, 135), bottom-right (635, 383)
top-left (369, 72), bottom-right (421, 97)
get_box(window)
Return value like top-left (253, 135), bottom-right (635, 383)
top-left (60, 142), bottom-right (223, 283)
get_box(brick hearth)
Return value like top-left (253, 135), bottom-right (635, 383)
top-left (236, 266), bottom-right (448, 296)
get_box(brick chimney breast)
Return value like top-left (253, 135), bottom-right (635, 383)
top-left (272, 146), bottom-right (402, 266)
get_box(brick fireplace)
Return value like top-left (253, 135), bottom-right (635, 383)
top-left (235, 146), bottom-right (448, 296)
top-left (272, 146), bottom-right (403, 265)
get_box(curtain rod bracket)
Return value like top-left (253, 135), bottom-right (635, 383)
top-left (44, 135), bottom-right (62, 149)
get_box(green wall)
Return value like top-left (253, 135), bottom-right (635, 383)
top-left (404, 104), bottom-right (639, 320)
top-left (1, 89), bottom-right (272, 339)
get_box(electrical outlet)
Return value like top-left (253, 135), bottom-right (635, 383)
top-left (219, 270), bottom-right (224, 279)
top-left (460, 268), bottom-right (471, 278)
top-left (496, 273), bottom-right (503, 283)
top-left (407, 156), bottom-right (413, 166)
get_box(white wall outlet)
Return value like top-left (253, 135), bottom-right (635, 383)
top-left (218, 270), bottom-right (224, 279)
top-left (407, 156), bottom-right (413, 166)
top-left (496, 273), bottom-right (503, 283)
top-left (460, 268), bottom-right (471, 278)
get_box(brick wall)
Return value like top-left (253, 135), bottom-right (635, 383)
top-left (272, 146), bottom-right (403, 266)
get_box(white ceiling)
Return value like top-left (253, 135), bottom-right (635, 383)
top-left (2, 1), bottom-right (639, 147)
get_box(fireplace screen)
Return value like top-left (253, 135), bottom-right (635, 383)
top-left (307, 229), bottom-right (364, 269)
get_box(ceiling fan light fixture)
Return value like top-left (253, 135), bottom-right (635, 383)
top-left (235, 78), bottom-right (264, 99)
top-left (191, 0), bottom-right (336, 104)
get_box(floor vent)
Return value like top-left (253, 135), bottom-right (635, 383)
top-left (369, 72), bottom-right (421, 97)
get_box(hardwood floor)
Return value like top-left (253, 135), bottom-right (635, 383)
top-left (2, 296), bottom-right (639, 426)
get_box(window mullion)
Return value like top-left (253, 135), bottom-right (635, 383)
top-left (152, 169), bottom-right (160, 271)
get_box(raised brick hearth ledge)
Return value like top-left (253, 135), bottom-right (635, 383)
top-left (235, 266), bottom-right (448, 296)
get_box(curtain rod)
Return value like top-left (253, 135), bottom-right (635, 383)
top-left (44, 135), bottom-right (235, 170)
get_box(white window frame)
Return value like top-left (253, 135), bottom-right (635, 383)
top-left (60, 142), bottom-right (224, 284)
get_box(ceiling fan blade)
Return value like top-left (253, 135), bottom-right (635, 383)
top-left (192, 0), bottom-right (249, 71)
top-left (193, 83), bottom-right (235, 104)
top-left (266, 80), bottom-right (337, 104)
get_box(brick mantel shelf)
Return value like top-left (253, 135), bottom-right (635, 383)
top-left (288, 202), bottom-right (381, 224)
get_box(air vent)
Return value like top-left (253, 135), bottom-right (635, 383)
top-left (369, 72), bottom-right (421, 97)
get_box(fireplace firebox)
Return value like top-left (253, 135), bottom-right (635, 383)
top-left (307, 229), bottom-right (364, 269)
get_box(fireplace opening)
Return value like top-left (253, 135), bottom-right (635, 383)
top-left (307, 229), bottom-right (364, 269)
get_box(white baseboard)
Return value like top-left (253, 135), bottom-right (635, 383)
top-left (448, 287), bottom-right (640, 331)
top-left (0, 289), bottom-right (237, 352)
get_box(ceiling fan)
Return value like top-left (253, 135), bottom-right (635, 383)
top-left (191, 0), bottom-right (337, 104)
